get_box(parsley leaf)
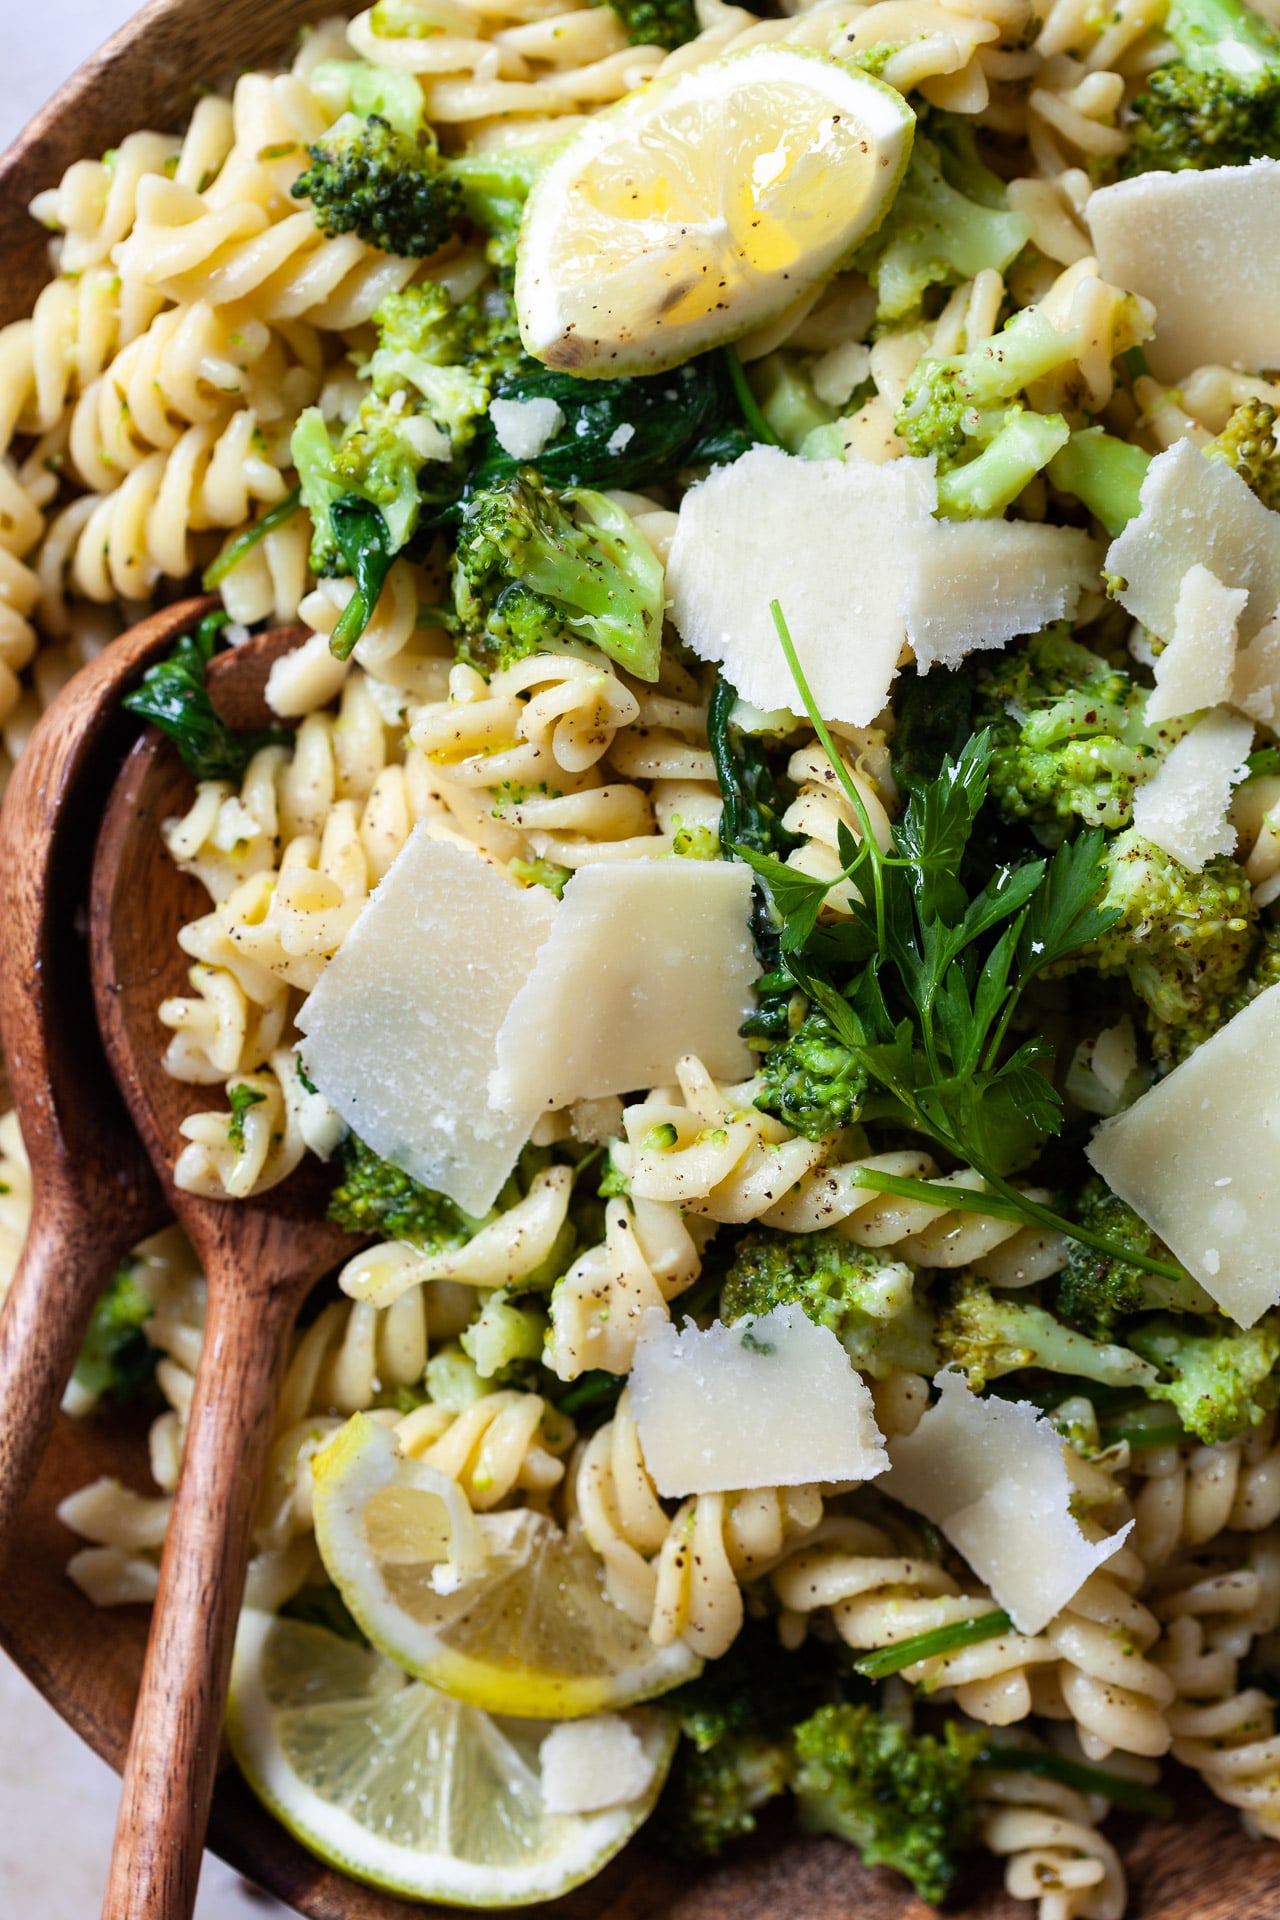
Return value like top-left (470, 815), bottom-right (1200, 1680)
top-left (762, 600), bottom-right (1183, 1282)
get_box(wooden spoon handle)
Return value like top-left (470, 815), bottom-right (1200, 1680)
top-left (100, 1278), bottom-right (296, 1920)
top-left (0, 1206), bottom-right (128, 1546)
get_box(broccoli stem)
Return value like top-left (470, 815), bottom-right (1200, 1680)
top-left (1047, 428), bottom-right (1151, 535)
top-left (854, 1609), bottom-right (1013, 1678)
top-left (1165, 0), bottom-right (1280, 72)
top-left (936, 410), bottom-right (1070, 519)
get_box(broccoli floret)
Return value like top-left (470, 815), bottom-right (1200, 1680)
top-left (659, 1620), bottom-right (834, 1857)
top-left (1125, 0), bottom-right (1280, 174)
top-left (292, 281), bottom-right (523, 582)
top-left (452, 467), bottom-right (665, 679)
top-left (971, 629), bottom-right (1182, 846)
top-left (596, 0), bottom-right (698, 48)
top-left (1087, 828), bottom-right (1257, 1034)
top-left (460, 1289), bottom-right (549, 1379)
top-left (853, 121), bottom-right (1029, 325)
top-left (71, 1264), bottom-right (157, 1409)
top-left (1206, 399), bottom-right (1280, 512)
top-left (1047, 427), bottom-right (1153, 536)
top-left (1055, 1179), bottom-right (1219, 1339)
top-left (376, 279), bottom-right (532, 390)
top-left (793, 1705), bottom-right (984, 1906)
top-left (293, 110), bottom-right (539, 263)
top-left (1161, 920), bottom-right (1280, 1067)
top-left (292, 113), bottom-right (462, 257)
top-left (895, 309), bottom-right (1087, 521)
top-left (722, 1230), bottom-right (936, 1379)
top-left (669, 1731), bottom-right (794, 1857)
top-left (327, 1131), bottom-right (480, 1249)
top-left (938, 1275), bottom-right (1158, 1392)
top-left (332, 393), bottom-right (448, 545)
top-left (754, 1009), bottom-right (870, 1139)
top-left (1129, 1313), bottom-right (1280, 1443)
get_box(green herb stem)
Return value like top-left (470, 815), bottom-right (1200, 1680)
top-left (846, 1165), bottom-right (1186, 1285)
top-left (724, 345), bottom-right (782, 448)
top-left (770, 600), bottom-right (886, 949)
top-left (853, 1609), bottom-right (1013, 1679)
top-left (202, 487), bottom-right (302, 589)
top-left (976, 1746), bottom-right (1172, 1818)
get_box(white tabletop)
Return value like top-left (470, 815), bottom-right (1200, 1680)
top-left (1, 15), bottom-right (295, 1917)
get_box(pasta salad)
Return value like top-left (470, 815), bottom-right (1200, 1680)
top-left (5, 0), bottom-right (1280, 1905)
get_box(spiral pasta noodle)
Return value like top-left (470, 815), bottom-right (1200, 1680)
top-left (975, 1762), bottom-right (1128, 1920)
top-left (573, 1387), bottom-right (824, 1657)
top-left (0, 1108), bottom-right (33, 1311)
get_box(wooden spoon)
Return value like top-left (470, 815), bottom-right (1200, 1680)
top-left (90, 625), bottom-right (363, 1920)
top-left (0, 597), bottom-right (219, 1551)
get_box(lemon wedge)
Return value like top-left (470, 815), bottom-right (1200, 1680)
top-left (515, 45), bottom-right (915, 377)
top-left (227, 1611), bottom-right (677, 1907)
top-left (311, 1413), bottom-right (700, 1717)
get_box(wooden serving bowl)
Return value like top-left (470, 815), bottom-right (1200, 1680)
top-left (0, 6), bottom-right (1276, 1915)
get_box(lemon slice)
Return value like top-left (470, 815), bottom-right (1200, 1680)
top-left (515, 45), bottom-right (915, 377)
top-left (227, 1611), bottom-right (677, 1907)
top-left (312, 1414), bottom-right (700, 1717)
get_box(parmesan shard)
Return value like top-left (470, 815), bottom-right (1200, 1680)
top-left (488, 395), bottom-right (565, 461)
top-left (1087, 984), bottom-right (1280, 1327)
top-left (664, 446), bottom-right (938, 725)
top-left (629, 1304), bottom-right (889, 1497)
top-left (1106, 438), bottom-right (1280, 645)
top-left (903, 521), bottom-right (1100, 672)
top-left (491, 860), bottom-right (758, 1114)
top-left (1088, 163), bottom-right (1280, 383)
top-left (297, 830), bottom-right (557, 1216)
top-left (1131, 709), bottom-right (1253, 871)
top-left (883, 1371), bottom-right (1132, 1636)
top-left (1233, 615), bottom-right (1280, 725)
top-left (1146, 564), bottom-right (1246, 724)
top-left (538, 1716), bottom-right (658, 1815)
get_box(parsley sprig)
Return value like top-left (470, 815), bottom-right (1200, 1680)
top-left (741, 602), bottom-right (1182, 1283)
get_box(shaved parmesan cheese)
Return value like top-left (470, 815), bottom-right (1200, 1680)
top-left (1146, 564), bottom-right (1246, 724)
top-left (884, 1371), bottom-right (1132, 1635)
top-left (1233, 615), bottom-right (1280, 724)
top-left (665, 446), bottom-right (937, 725)
top-left (1131, 709), bottom-right (1253, 870)
top-left (629, 1304), bottom-right (888, 1497)
top-left (903, 521), bottom-right (1099, 672)
top-left (1088, 984), bottom-right (1280, 1326)
top-left (297, 831), bottom-right (557, 1216)
top-left (539, 1716), bottom-right (657, 1815)
top-left (1088, 163), bottom-right (1280, 382)
top-left (491, 860), bottom-right (758, 1113)
top-left (488, 395), bottom-right (565, 460)
top-left (1106, 438), bottom-right (1280, 644)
